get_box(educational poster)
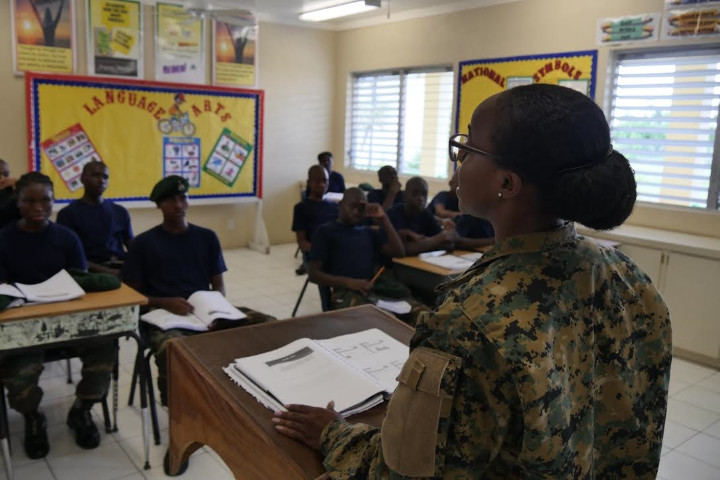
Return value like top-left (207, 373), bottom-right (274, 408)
top-left (10, 0), bottom-right (75, 75)
top-left (455, 50), bottom-right (597, 133)
top-left (163, 137), bottom-right (201, 187)
top-left (662, 3), bottom-right (720, 38)
top-left (597, 14), bottom-right (661, 44)
top-left (41, 124), bottom-right (102, 192)
top-left (203, 128), bottom-right (252, 187)
top-left (212, 15), bottom-right (258, 87)
top-left (155, 3), bottom-right (205, 84)
top-left (27, 74), bottom-right (264, 202)
top-left (86, 0), bottom-right (143, 77)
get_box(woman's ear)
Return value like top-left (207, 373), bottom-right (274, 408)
top-left (499, 170), bottom-right (523, 199)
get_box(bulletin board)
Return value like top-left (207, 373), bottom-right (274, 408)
top-left (455, 50), bottom-right (597, 133)
top-left (26, 73), bottom-right (263, 203)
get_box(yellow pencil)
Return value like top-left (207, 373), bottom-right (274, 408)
top-left (370, 266), bottom-right (385, 285)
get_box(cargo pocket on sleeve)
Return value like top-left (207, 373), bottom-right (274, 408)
top-left (381, 347), bottom-right (461, 477)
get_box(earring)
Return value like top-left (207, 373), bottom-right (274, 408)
top-left (497, 192), bottom-right (503, 199)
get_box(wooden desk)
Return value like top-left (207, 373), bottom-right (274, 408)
top-left (0, 284), bottom-right (150, 479)
top-left (167, 305), bottom-right (414, 479)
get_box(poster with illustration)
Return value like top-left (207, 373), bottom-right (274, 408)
top-left (212, 15), bottom-right (258, 87)
top-left (163, 137), bottom-right (202, 187)
top-left (41, 124), bottom-right (102, 192)
top-left (662, 4), bottom-right (720, 38)
top-left (597, 14), bottom-right (661, 44)
top-left (11, 0), bottom-right (75, 74)
top-left (155, 3), bottom-right (205, 84)
top-left (87, 0), bottom-right (143, 77)
top-left (203, 128), bottom-right (252, 186)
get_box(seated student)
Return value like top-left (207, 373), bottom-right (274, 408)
top-left (366, 165), bottom-right (403, 211)
top-left (428, 168), bottom-right (461, 219)
top-left (0, 172), bottom-right (114, 458)
top-left (0, 158), bottom-right (20, 228)
top-left (453, 214), bottom-right (495, 249)
top-left (386, 176), bottom-right (458, 255)
top-left (318, 151), bottom-right (345, 193)
top-left (121, 176), bottom-right (273, 407)
top-left (292, 165), bottom-right (339, 268)
top-left (309, 188), bottom-right (429, 324)
top-left (57, 161), bottom-right (133, 277)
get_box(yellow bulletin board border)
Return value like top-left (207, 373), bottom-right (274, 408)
top-left (455, 50), bottom-right (598, 132)
top-left (26, 73), bottom-right (264, 203)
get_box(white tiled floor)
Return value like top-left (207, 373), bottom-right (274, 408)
top-left (4, 243), bottom-right (720, 479)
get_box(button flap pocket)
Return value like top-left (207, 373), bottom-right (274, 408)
top-left (382, 347), bottom-right (461, 477)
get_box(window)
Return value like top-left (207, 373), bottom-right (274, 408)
top-left (348, 67), bottom-right (454, 178)
top-left (608, 47), bottom-right (720, 210)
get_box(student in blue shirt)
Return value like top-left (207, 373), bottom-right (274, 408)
top-left (292, 165), bottom-right (339, 260)
top-left (318, 151), bottom-right (345, 193)
top-left (366, 165), bottom-right (403, 211)
top-left (309, 188), bottom-right (429, 324)
top-left (122, 176), bottom-right (273, 407)
top-left (0, 158), bottom-right (20, 228)
top-left (57, 161), bottom-right (133, 277)
top-left (428, 169), bottom-right (461, 219)
top-left (0, 172), bottom-right (114, 459)
top-left (386, 177), bottom-right (458, 255)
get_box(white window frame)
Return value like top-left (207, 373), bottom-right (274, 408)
top-left (606, 46), bottom-right (720, 211)
top-left (346, 65), bottom-right (454, 179)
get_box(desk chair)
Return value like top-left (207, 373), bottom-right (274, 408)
top-left (292, 278), bottom-right (331, 317)
top-left (0, 345), bottom-right (117, 456)
top-left (127, 347), bottom-right (162, 446)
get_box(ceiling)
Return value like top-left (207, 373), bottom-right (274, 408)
top-left (191, 0), bottom-right (523, 30)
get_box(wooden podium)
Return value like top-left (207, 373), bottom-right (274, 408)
top-left (166, 305), bottom-right (414, 479)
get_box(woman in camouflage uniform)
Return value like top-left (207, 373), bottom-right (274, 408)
top-left (273, 84), bottom-right (672, 479)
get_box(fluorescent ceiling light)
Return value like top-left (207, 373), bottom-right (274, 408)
top-left (299, 0), bottom-right (381, 22)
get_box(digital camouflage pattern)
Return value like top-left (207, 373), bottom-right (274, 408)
top-left (319, 223), bottom-right (672, 479)
top-left (0, 342), bottom-right (116, 414)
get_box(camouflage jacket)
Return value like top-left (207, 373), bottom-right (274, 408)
top-left (319, 223), bottom-right (671, 479)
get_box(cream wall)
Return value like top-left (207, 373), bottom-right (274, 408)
top-left (333, 0), bottom-right (720, 239)
top-left (0, 2), bottom-right (334, 247)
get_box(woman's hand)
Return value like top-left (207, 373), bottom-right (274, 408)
top-left (273, 402), bottom-right (342, 451)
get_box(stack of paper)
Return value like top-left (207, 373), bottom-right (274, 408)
top-left (0, 270), bottom-right (85, 309)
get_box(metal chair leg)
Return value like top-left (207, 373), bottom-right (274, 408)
top-left (66, 358), bottom-right (73, 384)
top-left (128, 352), bottom-right (140, 406)
top-left (292, 278), bottom-right (310, 317)
top-left (144, 351), bottom-right (161, 445)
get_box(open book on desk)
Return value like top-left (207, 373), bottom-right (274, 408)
top-left (0, 270), bottom-right (85, 308)
top-left (223, 328), bottom-right (409, 417)
top-left (140, 291), bottom-right (246, 331)
top-left (419, 250), bottom-right (483, 272)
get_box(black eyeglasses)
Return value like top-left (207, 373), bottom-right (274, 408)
top-left (448, 134), bottom-right (502, 164)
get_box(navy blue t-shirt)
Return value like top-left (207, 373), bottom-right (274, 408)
top-left (428, 190), bottom-right (459, 216)
top-left (56, 199), bottom-right (133, 263)
top-left (0, 188), bottom-right (20, 228)
top-left (291, 198), bottom-right (339, 240)
top-left (367, 189), bottom-right (404, 207)
top-left (0, 222), bottom-right (87, 284)
top-left (387, 204), bottom-right (442, 237)
top-left (310, 222), bottom-right (386, 280)
top-left (454, 214), bottom-right (494, 239)
top-left (328, 171), bottom-right (346, 193)
top-left (121, 224), bottom-right (226, 299)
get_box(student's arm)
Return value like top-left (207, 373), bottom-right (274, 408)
top-left (210, 273), bottom-right (226, 296)
top-left (124, 279), bottom-right (193, 315)
top-left (404, 230), bottom-right (458, 256)
top-left (366, 205), bottom-right (404, 258)
top-left (381, 180), bottom-right (402, 211)
top-left (308, 260), bottom-right (372, 294)
top-left (122, 207), bottom-right (134, 250)
top-left (435, 203), bottom-right (461, 219)
top-left (295, 231), bottom-right (311, 253)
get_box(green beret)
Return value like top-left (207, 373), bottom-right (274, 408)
top-left (149, 175), bottom-right (189, 203)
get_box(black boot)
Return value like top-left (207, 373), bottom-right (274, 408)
top-left (67, 401), bottom-right (100, 449)
top-left (23, 411), bottom-right (49, 459)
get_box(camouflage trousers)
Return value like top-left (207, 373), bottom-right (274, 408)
top-left (0, 341), bottom-right (116, 414)
top-left (145, 307), bottom-right (276, 405)
top-left (330, 287), bottom-right (431, 326)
